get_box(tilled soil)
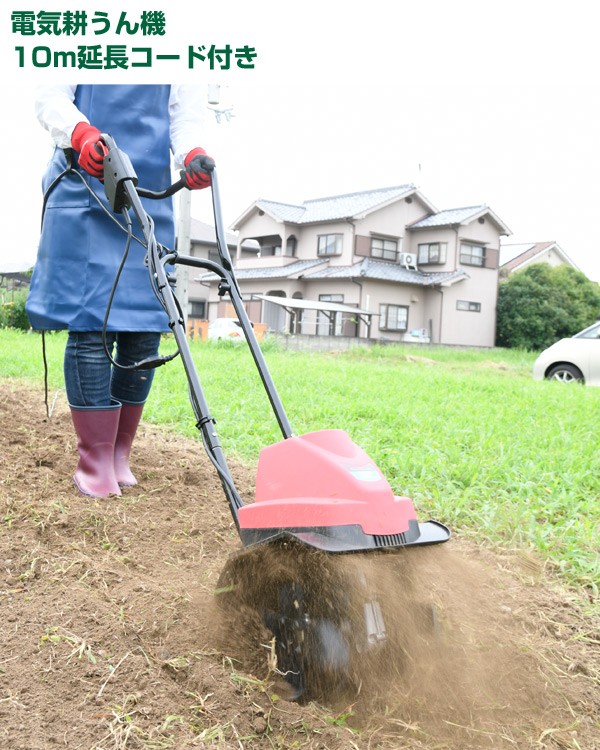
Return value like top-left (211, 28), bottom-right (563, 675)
top-left (1, 380), bottom-right (599, 749)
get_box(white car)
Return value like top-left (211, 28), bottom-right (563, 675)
top-left (207, 317), bottom-right (246, 342)
top-left (532, 321), bottom-right (600, 385)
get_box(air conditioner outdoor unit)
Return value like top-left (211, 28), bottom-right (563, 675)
top-left (399, 252), bottom-right (418, 270)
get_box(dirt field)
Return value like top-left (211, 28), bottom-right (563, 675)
top-left (1, 381), bottom-right (599, 750)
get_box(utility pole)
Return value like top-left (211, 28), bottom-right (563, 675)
top-left (176, 187), bottom-right (191, 328)
top-left (175, 83), bottom-right (233, 329)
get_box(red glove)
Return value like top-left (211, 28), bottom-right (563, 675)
top-left (71, 122), bottom-right (108, 179)
top-left (184, 147), bottom-right (214, 190)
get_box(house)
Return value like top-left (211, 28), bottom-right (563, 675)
top-left (185, 218), bottom-right (259, 320)
top-left (499, 241), bottom-right (579, 278)
top-left (191, 185), bottom-right (512, 347)
top-left (0, 271), bottom-right (30, 303)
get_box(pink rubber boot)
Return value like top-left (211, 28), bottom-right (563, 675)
top-left (113, 402), bottom-right (145, 487)
top-left (70, 403), bottom-right (122, 498)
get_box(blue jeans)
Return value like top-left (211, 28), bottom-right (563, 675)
top-left (64, 331), bottom-right (161, 408)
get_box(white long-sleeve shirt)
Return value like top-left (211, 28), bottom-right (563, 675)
top-left (34, 84), bottom-right (206, 168)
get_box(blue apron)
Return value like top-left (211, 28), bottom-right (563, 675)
top-left (26, 85), bottom-right (174, 332)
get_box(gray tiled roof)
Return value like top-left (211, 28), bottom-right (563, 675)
top-left (199, 257), bottom-right (469, 287)
top-left (256, 200), bottom-right (307, 223)
top-left (257, 185), bottom-right (417, 225)
top-left (198, 258), bottom-right (326, 282)
top-left (305, 258), bottom-right (468, 286)
top-left (410, 206), bottom-right (487, 229)
top-left (409, 205), bottom-right (487, 229)
top-left (306, 259), bottom-right (421, 283)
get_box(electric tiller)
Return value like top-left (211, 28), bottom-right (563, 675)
top-left (99, 136), bottom-right (451, 700)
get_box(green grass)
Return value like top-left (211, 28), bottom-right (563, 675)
top-left (2, 329), bottom-right (599, 593)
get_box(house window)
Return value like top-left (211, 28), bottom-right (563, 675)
top-left (460, 243), bottom-right (485, 266)
top-left (274, 237), bottom-right (297, 257)
top-left (379, 304), bottom-right (408, 332)
top-left (371, 237), bottom-right (398, 262)
top-left (418, 242), bottom-right (447, 264)
top-left (456, 300), bottom-right (481, 312)
top-left (189, 300), bottom-right (206, 318)
top-left (318, 294), bottom-right (344, 336)
top-left (317, 234), bottom-right (343, 256)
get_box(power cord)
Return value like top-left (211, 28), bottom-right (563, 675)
top-left (38, 149), bottom-right (181, 416)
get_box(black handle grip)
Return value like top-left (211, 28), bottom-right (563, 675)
top-left (100, 132), bottom-right (188, 205)
top-left (137, 171), bottom-right (187, 200)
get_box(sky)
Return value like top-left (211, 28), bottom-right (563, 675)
top-left (2, 0), bottom-right (600, 280)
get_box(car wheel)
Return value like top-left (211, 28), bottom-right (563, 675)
top-left (546, 364), bottom-right (584, 384)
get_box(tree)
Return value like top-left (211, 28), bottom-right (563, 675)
top-left (495, 264), bottom-right (600, 350)
top-left (0, 290), bottom-right (30, 331)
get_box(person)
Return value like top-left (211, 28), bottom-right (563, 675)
top-left (26, 84), bottom-right (212, 498)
